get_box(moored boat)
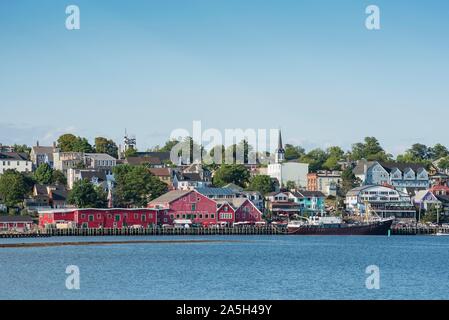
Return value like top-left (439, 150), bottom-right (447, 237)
top-left (287, 216), bottom-right (394, 235)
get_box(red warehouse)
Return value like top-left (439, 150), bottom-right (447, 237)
top-left (39, 208), bottom-right (159, 229)
top-left (217, 198), bottom-right (263, 224)
top-left (148, 190), bottom-right (217, 226)
top-left (0, 216), bottom-right (34, 232)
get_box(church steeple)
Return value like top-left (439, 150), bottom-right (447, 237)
top-left (275, 129), bottom-right (285, 163)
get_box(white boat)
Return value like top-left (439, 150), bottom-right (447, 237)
top-left (435, 232), bottom-right (449, 236)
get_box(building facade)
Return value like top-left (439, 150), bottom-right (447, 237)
top-left (0, 152), bottom-right (32, 174)
top-left (353, 160), bottom-right (429, 192)
top-left (307, 171), bottom-right (342, 196)
top-left (345, 185), bottom-right (416, 219)
top-left (39, 208), bottom-right (158, 229)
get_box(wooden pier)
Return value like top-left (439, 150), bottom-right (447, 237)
top-left (391, 226), bottom-right (449, 235)
top-left (42, 226), bottom-right (288, 237)
top-left (2, 226), bottom-right (449, 238)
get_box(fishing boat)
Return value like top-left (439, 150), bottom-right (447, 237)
top-left (287, 202), bottom-right (394, 236)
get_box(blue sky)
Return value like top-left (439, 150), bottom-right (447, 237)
top-left (0, 0), bottom-right (448, 155)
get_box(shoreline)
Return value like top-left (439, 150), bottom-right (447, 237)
top-left (0, 239), bottom-right (245, 249)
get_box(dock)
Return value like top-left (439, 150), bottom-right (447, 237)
top-left (391, 226), bottom-right (449, 235)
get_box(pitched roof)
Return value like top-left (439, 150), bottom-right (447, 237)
top-left (216, 198), bottom-right (248, 210)
top-left (379, 162), bottom-right (426, 173)
top-left (0, 152), bottom-right (29, 161)
top-left (352, 160), bottom-right (375, 175)
top-left (196, 187), bottom-right (237, 197)
top-left (126, 156), bottom-right (162, 166)
top-left (295, 190), bottom-right (326, 198)
top-left (149, 168), bottom-right (171, 177)
top-left (85, 153), bottom-right (116, 161)
top-left (148, 190), bottom-right (192, 204)
top-left (32, 146), bottom-right (55, 154)
top-left (0, 215), bottom-right (34, 222)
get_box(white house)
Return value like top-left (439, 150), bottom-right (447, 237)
top-left (267, 130), bottom-right (309, 188)
top-left (345, 184), bottom-right (416, 219)
top-left (0, 152), bottom-right (32, 174)
top-left (353, 160), bottom-right (429, 192)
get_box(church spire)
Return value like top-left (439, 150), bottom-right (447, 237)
top-left (275, 129), bottom-right (285, 163)
top-left (278, 129), bottom-right (283, 151)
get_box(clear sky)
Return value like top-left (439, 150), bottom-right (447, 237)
top-left (0, 0), bottom-right (448, 155)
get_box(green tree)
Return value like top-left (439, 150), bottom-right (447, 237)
top-left (213, 164), bottom-right (250, 187)
top-left (339, 167), bottom-right (359, 196)
top-left (284, 144), bottom-right (305, 161)
top-left (57, 134), bottom-right (93, 152)
top-left (300, 148), bottom-right (328, 172)
top-left (52, 170), bottom-right (67, 185)
top-left (285, 180), bottom-right (297, 190)
top-left (0, 170), bottom-right (32, 208)
top-left (349, 137), bottom-right (391, 161)
top-left (113, 165), bottom-right (168, 207)
top-left (437, 157), bottom-right (449, 171)
top-left (124, 147), bottom-right (138, 158)
top-left (247, 175), bottom-right (275, 195)
top-left (34, 163), bottom-right (54, 185)
top-left (94, 137), bottom-right (118, 158)
top-left (13, 144), bottom-right (31, 155)
top-left (67, 179), bottom-right (107, 208)
top-left (430, 143), bottom-right (449, 161)
top-left (158, 139), bottom-right (180, 153)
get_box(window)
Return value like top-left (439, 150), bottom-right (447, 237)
top-left (115, 215), bottom-right (120, 222)
top-left (81, 214), bottom-right (86, 219)
top-left (205, 214), bottom-right (209, 219)
top-left (199, 214), bottom-right (203, 219)
top-left (149, 214), bottom-right (153, 219)
top-left (88, 215), bottom-right (94, 222)
top-left (211, 214), bottom-right (214, 219)
top-left (141, 214), bottom-right (146, 222)
top-left (97, 214), bottom-right (101, 219)
top-left (191, 204), bottom-right (196, 211)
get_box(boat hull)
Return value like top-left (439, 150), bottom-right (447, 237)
top-left (288, 219), bottom-right (394, 236)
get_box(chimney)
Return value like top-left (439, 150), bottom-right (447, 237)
top-left (36, 140), bottom-right (39, 147)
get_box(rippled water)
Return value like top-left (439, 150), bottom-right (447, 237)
top-left (1, 235), bottom-right (448, 300)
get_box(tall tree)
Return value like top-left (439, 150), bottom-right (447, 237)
top-left (34, 163), bottom-right (54, 185)
top-left (339, 167), bottom-right (359, 196)
top-left (300, 148), bottom-right (328, 172)
top-left (213, 164), bottom-right (250, 187)
top-left (57, 134), bottom-right (93, 152)
top-left (349, 137), bottom-right (390, 161)
top-left (430, 143), bottom-right (449, 160)
top-left (67, 179), bottom-right (107, 208)
top-left (247, 175), bottom-right (275, 195)
top-left (94, 137), bottom-right (118, 158)
top-left (0, 170), bottom-right (32, 208)
top-left (284, 144), bottom-right (305, 161)
top-left (113, 165), bottom-right (168, 207)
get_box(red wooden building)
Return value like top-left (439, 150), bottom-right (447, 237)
top-left (148, 189), bottom-right (217, 226)
top-left (39, 208), bottom-right (159, 229)
top-left (0, 216), bottom-right (34, 232)
top-left (149, 189), bottom-right (263, 226)
top-left (217, 198), bottom-right (263, 224)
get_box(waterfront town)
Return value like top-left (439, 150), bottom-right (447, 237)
top-left (1, 130), bottom-right (449, 235)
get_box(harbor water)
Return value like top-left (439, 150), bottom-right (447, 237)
top-left (1, 235), bottom-right (448, 300)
